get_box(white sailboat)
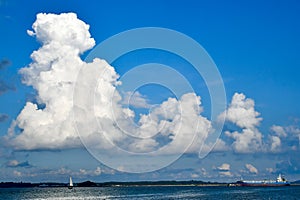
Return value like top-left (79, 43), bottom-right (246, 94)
top-left (68, 176), bottom-right (73, 189)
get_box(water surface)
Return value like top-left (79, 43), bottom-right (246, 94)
top-left (0, 186), bottom-right (299, 200)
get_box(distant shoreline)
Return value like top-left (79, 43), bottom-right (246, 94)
top-left (0, 180), bottom-right (225, 188)
top-left (1, 180), bottom-right (300, 188)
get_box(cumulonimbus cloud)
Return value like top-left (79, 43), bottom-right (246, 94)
top-left (5, 12), bottom-right (297, 161)
top-left (5, 13), bottom-right (211, 156)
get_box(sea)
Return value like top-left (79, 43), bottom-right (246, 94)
top-left (0, 186), bottom-right (299, 200)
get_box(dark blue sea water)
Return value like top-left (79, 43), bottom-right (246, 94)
top-left (0, 186), bottom-right (299, 200)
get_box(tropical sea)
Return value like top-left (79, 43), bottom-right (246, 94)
top-left (0, 186), bottom-right (300, 200)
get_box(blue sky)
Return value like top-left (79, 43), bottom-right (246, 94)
top-left (0, 0), bottom-right (300, 183)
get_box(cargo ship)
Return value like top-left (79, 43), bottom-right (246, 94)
top-left (229, 174), bottom-right (290, 187)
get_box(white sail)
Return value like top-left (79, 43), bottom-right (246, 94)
top-left (69, 176), bottom-right (73, 187)
top-left (68, 176), bottom-right (73, 189)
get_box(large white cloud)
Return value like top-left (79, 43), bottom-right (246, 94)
top-left (270, 125), bottom-right (287, 137)
top-left (218, 94), bottom-right (300, 154)
top-left (27, 13), bottom-right (94, 54)
top-left (220, 93), bottom-right (263, 153)
top-left (7, 13), bottom-right (96, 150)
top-left (225, 128), bottom-right (263, 153)
top-left (6, 13), bottom-right (211, 156)
top-left (219, 93), bottom-right (262, 129)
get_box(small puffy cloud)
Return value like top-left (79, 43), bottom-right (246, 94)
top-left (76, 167), bottom-right (105, 176)
top-left (217, 163), bottom-right (230, 171)
top-left (266, 167), bottom-right (275, 173)
top-left (48, 166), bottom-right (111, 178)
top-left (56, 167), bottom-right (71, 175)
top-left (268, 125), bottom-right (300, 152)
top-left (270, 135), bottom-right (281, 152)
top-left (270, 125), bottom-right (287, 137)
top-left (117, 166), bottom-right (125, 172)
top-left (13, 170), bottom-right (22, 177)
top-left (191, 173), bottom-right (199, 178)
top-left (219, 171), bottom-right (233, 177)
top-left (94, 166), bottom-right (101, 176)
top-left (200, 168), bottom-right (208, 176)
top-left (6, 160), bottom-right (19, 167)
top-left (79, 169), bottom-right (88, 175)
top-left (286, 126), bottom-right (300, 135)
top-left (216, 163), bottom-right (232, 177)
top-left (245, 164), bottom-right (258, 174)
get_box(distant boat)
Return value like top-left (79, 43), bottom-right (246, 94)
top-left (68, 176), bottom-right (73, 189)
top-left (230, 174), bottom-right (290, 187)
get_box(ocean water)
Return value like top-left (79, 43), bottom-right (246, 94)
top-left (0, 186), bottom-right (299, 200)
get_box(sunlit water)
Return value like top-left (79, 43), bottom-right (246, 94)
top-left (0, 186), bottom-right (299, 200)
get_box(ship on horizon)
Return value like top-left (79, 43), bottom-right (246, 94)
top-left (229, 174), bottom-right (290, 187)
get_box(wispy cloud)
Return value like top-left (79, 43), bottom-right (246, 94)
top-left (245, 163), bottom-right (258, 174)
top-left (0, 113), bottom-right (8, 122)
top-left (0, 59), bottom-right (15, 95)
top-left (0, 80), bottom-right (15, 95)
top-left (0, 59), bottom-right (10, 69)
top-left (5, 160), bottom-right (32, 168)
top-left (0, 59), bottom-right (13, 124)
